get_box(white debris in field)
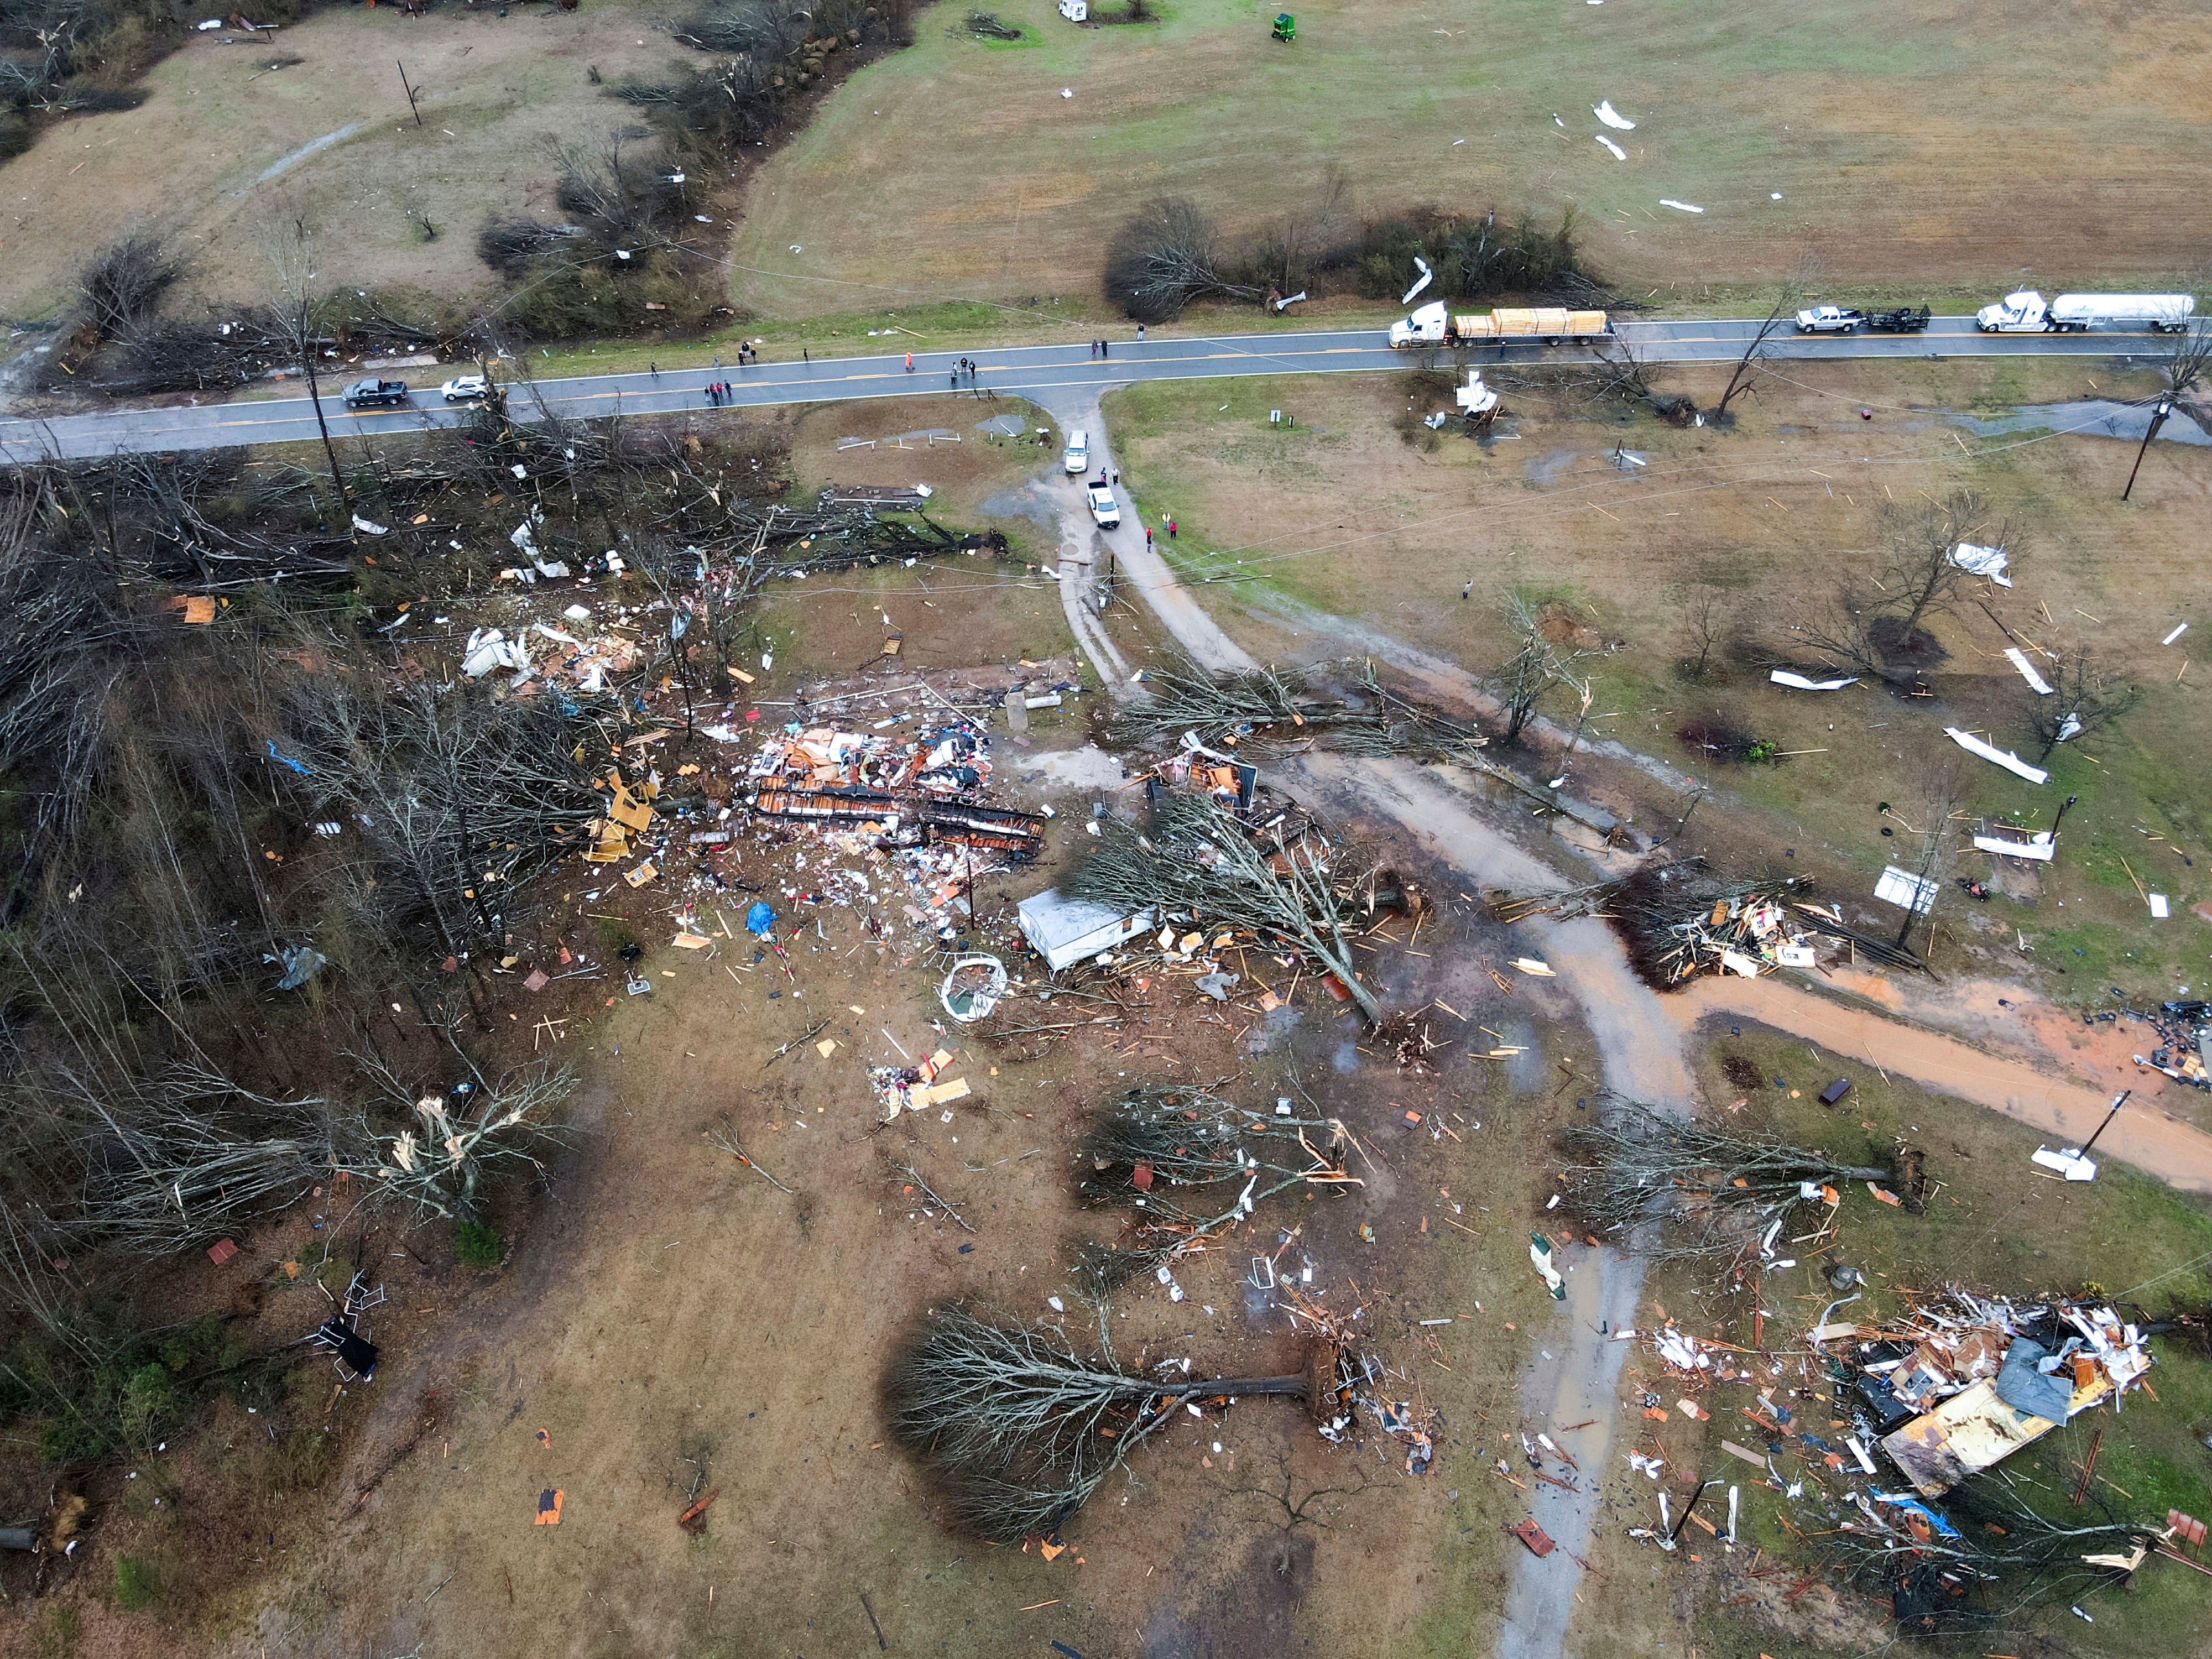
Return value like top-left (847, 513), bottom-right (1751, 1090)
top-left (1594, 100), bottom-right (1636, 131)
top-left (1595, 134), bottom-right (1627, 161)
top-left (1659, 199), bottom-right (1705, 214)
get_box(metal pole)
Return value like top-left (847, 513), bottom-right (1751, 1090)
top-left (2121, 399), bottom-right (2171, 500)
top-left (398, 61), bottom-right (423, 127)
top-left (2078, 1090), bottom-right (2130, 1157)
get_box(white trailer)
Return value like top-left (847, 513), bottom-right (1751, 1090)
top-left (1017, 889), bottom-right (1153, 972)
top-left (1975, 290), bottom-right (2196, 333)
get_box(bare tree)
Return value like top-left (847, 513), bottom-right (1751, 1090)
top-left (260, 210), bottom-right (353, 528)
top-left (1560, 1094), bottom-right (1891, 1269)
top-left (350, 1057), bottom-right (577, 1222)
top-left (1496, 594), bottom-right (1591, 747)
top-left (1825, 1483), bottom-right (2162, 1637)
top-left (1881, 488), bottom-right (1997, 641)
top-left (1676, 589), bottom-right (1734, 682)
top-left (1894, 763), bottom-right (1965, 949)
top-left (2027, 646), bottom-right (2141, 761)
top-left (1714, 277), bottom-right (1803, 420)
top-left (1251, 164), bottom-right (1352, 299)
top-left (2163, 315), bottom-right (2212, 400)
top-left (1781, 573), bottom-right (1896, 684)
top-left (75, 233), bottom-right (184, 347)
top-left (1108, 659), bottom-right (1487, 764)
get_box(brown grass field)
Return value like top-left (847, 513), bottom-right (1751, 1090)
top-left (0, 3), bottom-right (687, 325)
top-left (1102, 355), bottom-right (2212, 1025)
top-left (729, 0), bottom-right (2212, 320)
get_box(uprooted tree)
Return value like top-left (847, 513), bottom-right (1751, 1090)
top-left (1823, 1478), bottom-right (2166, 1637)
top-left (1068, 791), bottom-right (1387, 1022)
top-left (1496, 594), bottom-right (1593, 746)
top-left (883, 1305), bottom-right (1328, 1543)
top-left (1108, 659), bottom-right (1490, 764)
top-left (1103, 197), bottom-right (1265, 324)
top-left (1073, 1084), bottom-right (1365, 1234)
top-left (1558, 1093), bottom-right (1894, 1267)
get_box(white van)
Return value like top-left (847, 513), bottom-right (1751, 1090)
top-left (1062, 429), bottom-right (1088, 474)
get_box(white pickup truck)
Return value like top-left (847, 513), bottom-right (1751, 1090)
top-left (1793, 305), bottom-right (1866, 334)
top-left (1975, 291), bottom-right (2197, 333)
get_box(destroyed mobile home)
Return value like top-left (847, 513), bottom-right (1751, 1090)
top-left (1491, 863), bottom-right (1930, 989)
top-left (1611, 1288), bottom-right (2173, 1627)
top-left (1824, 1292), bottom-right (2155, 1497)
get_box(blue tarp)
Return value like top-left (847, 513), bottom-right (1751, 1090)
top-left (745, 901), bottom-right (777, 937)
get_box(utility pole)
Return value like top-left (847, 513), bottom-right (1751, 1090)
top-left (397, 61), bottom-right (423, 127)
top-left (2078, 1090), bottom-right (2130, 1159)
top-left (2121, 397), bottom-right (2172, 500)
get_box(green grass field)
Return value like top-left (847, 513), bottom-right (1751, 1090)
top-left (731, 0), bottom-right (2212, 322)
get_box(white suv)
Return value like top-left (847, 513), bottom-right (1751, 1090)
top-left (440, 374), bottom-right (491, 403)
top-left (1063, 429), bottom-right (1088, 474)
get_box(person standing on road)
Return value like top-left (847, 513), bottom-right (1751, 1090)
top-left (905, 352), bottom-right (914, 373)
top-left (1137, 325), bottom-right (1145, 342)
top-left (803, 348), bottom-right (810, 364)
top-left (651, 362), bottom-right (659, 378)
top-left (1100, 339), bottom-right (1110, 358)
top-left (1145, 526), bottom-right (1154, 549)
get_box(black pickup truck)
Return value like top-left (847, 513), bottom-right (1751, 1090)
top-left (341, 378), bottom-right (410, 409)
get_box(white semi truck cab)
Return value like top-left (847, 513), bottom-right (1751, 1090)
top-left (1976, 291), bottom-right (2197, 333)
top-left (1387, 301), bottom-right (1451, 349)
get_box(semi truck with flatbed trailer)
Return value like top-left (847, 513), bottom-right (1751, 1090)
top-left (1388, 301), bottom-right (1610, 348)
top-left (1975, 291), bottom-right (2195, 333)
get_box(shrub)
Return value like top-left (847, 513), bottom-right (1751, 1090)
top-left (40, 1418), bottom-right (107, 1463)
top-left (455, 1220), bottom-right (504, 1267)
top-left (114, 1554), bottom-right (158, 1611)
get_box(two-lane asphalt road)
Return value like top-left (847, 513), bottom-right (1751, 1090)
top-left (0, 316), bottom-right (2174, 463)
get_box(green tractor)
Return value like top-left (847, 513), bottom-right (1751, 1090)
top-left (1271, 11), bottom-right (1295, 42)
